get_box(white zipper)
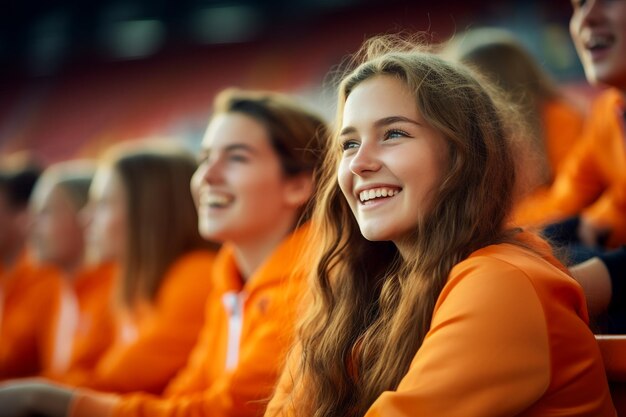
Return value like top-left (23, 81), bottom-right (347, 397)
top-left (50, 280), bottom-right (79, 374)
top-left (222, 291), bottom-right (246, 370)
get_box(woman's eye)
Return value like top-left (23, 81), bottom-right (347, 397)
top-left (384, 129), bottom-right (410, 140)
top-left (228, 154), bottom-right (249, 162)
top-left (341, 140), bottom-right (359, 151)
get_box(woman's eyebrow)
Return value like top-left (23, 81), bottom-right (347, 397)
top-left (374, 115), bottom-right (421, 128)
top-left (223, 143), bottom-right (257, 154)
top-left (339, 115), bottom-right (422, 136)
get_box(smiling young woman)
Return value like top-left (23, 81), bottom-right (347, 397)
top-left (265, 35), bottom-right (616, 417)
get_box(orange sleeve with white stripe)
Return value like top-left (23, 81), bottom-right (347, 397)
top-left (0, 263), bottom-right (66, 379)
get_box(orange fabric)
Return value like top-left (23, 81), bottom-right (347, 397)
top-left (44, 262), bottom-right (118, 381)
top-left (63, 250), bottom-right (215, 394)
top-left (0, 252), bottom-right (66, 379)
top-left (542, 98), bottom-right (586, 175)
top-left (514, 89), bottom-right (626, 247)
top-left (596, 336), bottom-right (626, 417)
top-left (267, 236), bottom-right (615, 417)
top-left (597, 335), bottom-right (626, 381)
top-left (70, 225), bottom-right (309, 417)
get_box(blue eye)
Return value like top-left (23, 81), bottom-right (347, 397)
top-left (341, 140), bottom-right (359, 151)
top-left (384, 129), bottom-right (410, 140)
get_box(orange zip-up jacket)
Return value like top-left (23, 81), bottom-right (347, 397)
top-left (266, 235), bottom-right (616, 417)
top-left (68, 225), bottom-right (309, 417)
top-left (514, 89), bottom-right (626, 247)
top-left (0, 252), bottom-right (67, 379)
top-left (43, 262), bottom-right (118, 381)
top-left (61, 250), bottom-right (215, 394)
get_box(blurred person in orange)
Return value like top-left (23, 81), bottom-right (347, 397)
top-left (445, 27), bottom-right (586, 206)
top-left (0, 88), bottom-right (328, 417)
top-left (513, 0), bottom-right (626, 257)
top-left (35, 142), bottom-right (219, 396)
top-left (0, 155), bottom-right (70, 379)
top-left (27, 160), bottom-right (118, 379)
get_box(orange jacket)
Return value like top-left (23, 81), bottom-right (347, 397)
top-left (0, 252), bottom-right (66, 379)
top-left (44, 262), bottom-right (118, 381)
top-left (69, 225), bottom-right (309, 417)
top-left (514, 89), bottom-right (626, 247)
top-left (62, 250), bottom-right (215, 394)
top-left (266, 235), bottom-right (615, 417)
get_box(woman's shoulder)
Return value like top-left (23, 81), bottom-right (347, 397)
top-left (441, 237), bottom-right (585, 318)
top-left (167, 249), bottom-right (218, 278)
top-left (155, 249), bottom-right (217, 304)
top-left (452, 237), bottom-right (572, 288)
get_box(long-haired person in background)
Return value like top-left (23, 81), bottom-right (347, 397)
top-left (0, 88), bottom-right (327, 417)
top-left (265, 36), bottom-right (615, 417)
top-left (44, 142), bottom-right (219, 394)
top-left (444, 27), bottom-right (585, 205)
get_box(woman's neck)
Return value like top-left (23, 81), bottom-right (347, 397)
top-left (231, 214), bottom-right (298, 282)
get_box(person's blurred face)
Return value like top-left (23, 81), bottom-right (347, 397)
top-left (0, 189), bottom-right (29, 264)
top-left (570, 0), bottom-right (626, 90)
top-left (30, 182), bottom-right (85, 269)
top-left (191, 112), bottom-right (307, 245)
top-left (337, 75), bottom-right (448, 248)
top-left (0, 191), bottom-right (15, 260)
top-left (83, 167), bottom-right (127, 264)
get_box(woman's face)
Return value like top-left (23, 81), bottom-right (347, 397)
top-left (337, 75), bottom-right (448, 246)
top-left (83, 167), bottom-right (127, 264)
top-left (570, 0), bottom-right (626, 90)
top-left (191, 112), bottom-right (307, 245)
top-left (30, 182), bottom-right (85, 268)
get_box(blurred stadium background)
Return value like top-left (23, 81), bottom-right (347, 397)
top-left (0, 0), bottom-right (585, 163)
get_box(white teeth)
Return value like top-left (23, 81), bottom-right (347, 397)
top-left (359, 188), bottom-right (400, 202)
top-left (203, 193), bottom-right (233, 208)
top-left (587, 34), bottom-right (613, 49)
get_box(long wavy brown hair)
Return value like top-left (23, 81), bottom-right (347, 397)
top-left (278, 35), bottom-right (527, 417)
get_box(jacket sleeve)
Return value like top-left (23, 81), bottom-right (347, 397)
top-left (514, 130), bottom-right (606, 226)
top-left (160, 296), bottom-right (215, 397)
top-left (582, 178), bottom-right (626, 247)
top-left (0, 269), bottom-right (65, 379)
top-left (70, 257), bottom-right (213, 394)
top-left (364, 260), bottom-right (552, 417)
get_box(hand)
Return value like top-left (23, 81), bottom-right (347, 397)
top-left (0, 380), bottom-right (73, 417)
top-left (0, 382), bottom-right (38, 417)
top-left (578, 217), bottom-right (611, 248)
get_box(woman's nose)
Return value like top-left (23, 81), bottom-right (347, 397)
top-left (349, 142), bottom-right (381, 176)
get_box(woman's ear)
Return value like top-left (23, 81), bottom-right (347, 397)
top-left (283, 172), bottom-right (314, 209)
